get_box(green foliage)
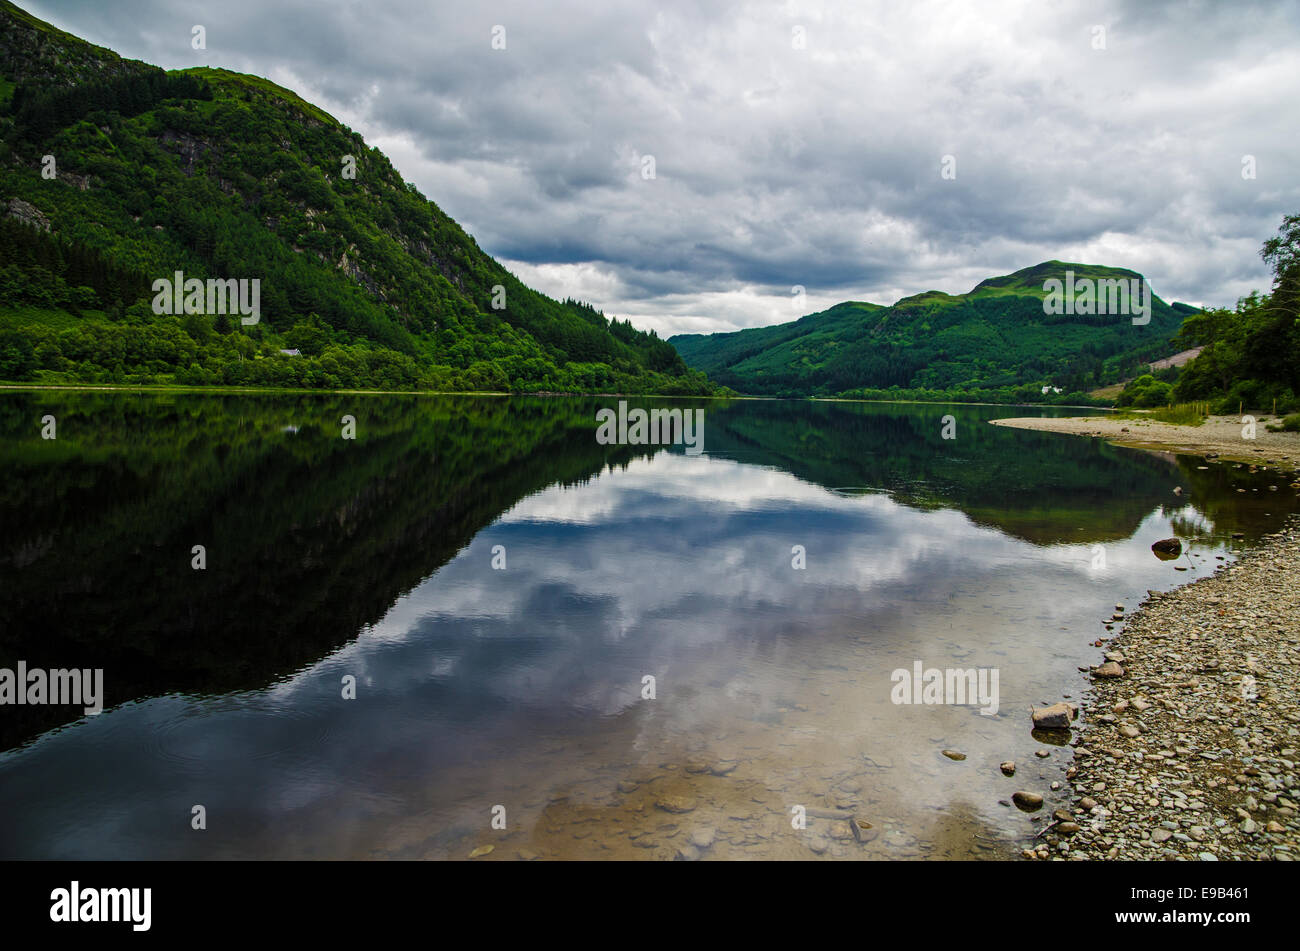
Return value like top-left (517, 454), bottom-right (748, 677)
top-left (10, 67), bottom-right (211, 140)
top-left (671, 263), bottom-right (1191, 399)
top-left (831, 382), bottom-right (1107, 407)
top-left (0, 4), bottom-right (712, 396)
top-left (1172, 213), bottom-right (1300, 413)
top-left (1266, 412), bottom-right (1300, 433)
top-left (1115, 374), bottom-right (1174, 408)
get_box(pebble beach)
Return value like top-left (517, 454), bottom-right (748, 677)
top-left (989, 414), bottom-right (1300, 468)
top-left (1025, 521), bottom-right (1300, 861)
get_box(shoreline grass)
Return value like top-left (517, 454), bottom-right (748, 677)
top-left (1113, 402), bottom-right (1210, 426)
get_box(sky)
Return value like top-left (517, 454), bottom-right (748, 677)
top-left (24, 0), bottom-right (1300, 337)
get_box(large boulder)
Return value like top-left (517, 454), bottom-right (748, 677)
top-left (1031, 701), bottom-right (1078, 730)
top-left (1152, 537), bottom-right (1182, 558)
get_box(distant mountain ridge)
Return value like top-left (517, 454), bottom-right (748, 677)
top-left (0, 1), bottom-right (712, 393)
top-left (670, 261), bottom-right (1198, 399)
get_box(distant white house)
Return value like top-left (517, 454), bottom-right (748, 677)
top-left (1041, 385), bottom-right (1062, 395)
top-left (278, 348), bottom-right (302, 357)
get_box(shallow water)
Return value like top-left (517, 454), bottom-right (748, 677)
top-left (0, 393), bottom-right (1293, 859)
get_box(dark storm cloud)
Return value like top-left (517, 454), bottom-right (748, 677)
top-left (24, 0), bottom-right (1300, 334)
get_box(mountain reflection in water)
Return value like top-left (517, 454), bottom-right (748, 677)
top-left (0, 393), bottom-right (1292, 859)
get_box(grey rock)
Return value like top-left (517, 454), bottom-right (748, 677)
top-left (1032, 702), bottom-right (1077, 730)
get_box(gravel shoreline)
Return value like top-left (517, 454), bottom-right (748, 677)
top-left (990, 414), bottom-right (1300, 467)
top-left (1024, 521), bottom-right (1300, 860)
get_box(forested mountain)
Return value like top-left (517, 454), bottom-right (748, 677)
top-left (670, 262), bottom-right (1198, 401)
top-left (0, 1), bottom-right (712, 394)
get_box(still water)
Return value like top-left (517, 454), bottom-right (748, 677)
top-left (0, 393), bottom-right (1293, 859)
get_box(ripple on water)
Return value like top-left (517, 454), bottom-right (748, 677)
top-left (143, 693), bottom-right (334, 771)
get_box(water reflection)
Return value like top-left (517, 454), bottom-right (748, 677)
top-left (0, 393), bottom-right (1293, 859)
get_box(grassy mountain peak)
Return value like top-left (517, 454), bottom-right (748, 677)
top-left (968, 260), bottom-right (1142, 297)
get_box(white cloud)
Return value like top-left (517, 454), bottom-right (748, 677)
top-left (29, 0), bottom-right (1300, 335)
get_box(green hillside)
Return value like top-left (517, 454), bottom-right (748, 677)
top-left (0, 1), bottom-right (712, 394)
top-left (671, 261), bottom-right (1197, 401)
